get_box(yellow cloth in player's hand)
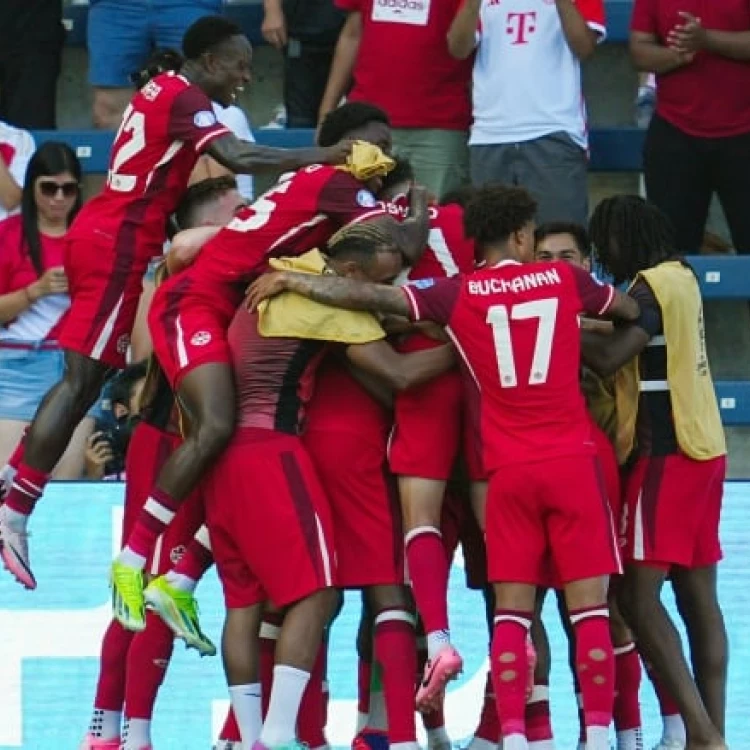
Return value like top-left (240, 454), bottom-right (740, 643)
top-left (337, 141), bottom-right (395, 181)
top-left (257, 249), bottom-right (386, 344)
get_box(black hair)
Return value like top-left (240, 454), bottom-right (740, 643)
top-left (463, 184), bottom-right (537, 246)
top-left (379, 156), bottom-right (415, 196)
top-left (131, 48), bottom-right (184, 88)
top-left (173, 175), bottom-right (239, 233)
top-left (326, 220), bottom-right (398, 266)
top-left (440, 185), bottom-right (476, 210)
top-left (108, 361), bottom-right (149, 408)
top-left (317, 102), bottom-right (390, 147)
top-left (182, 16), bottom-right (243, 60)
top-left (535, 221), bottom-right (592, 258)
top-left (589, 195), bottom-right (676, 283)
top-left (22, 142), bottom-right (82, 277)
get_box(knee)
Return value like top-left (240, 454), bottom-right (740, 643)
top-left (92, 89), bottom-right (128, 130)
top-left (194, 408), bottom-right (236, 456)
top-left (368, 585), bottom-right (411, 616)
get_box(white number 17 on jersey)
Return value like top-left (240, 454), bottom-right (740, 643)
top-left (486, 298), bottom-right (558, 388)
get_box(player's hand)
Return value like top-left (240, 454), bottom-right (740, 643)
top-left (318, 139), bottom-right (355, 166)
top-left (666, 12), bottom-right (704, 56)
top-left (85, 432), bottom-right (114, 479)
top-left (580, 317), bottom-right (615, 335)
top-left (29, 266), bottom-right (68, 299)
top-left (246, 271), bottom-right (290, 311)
top-left (261, 3), bottom-right (288, 49)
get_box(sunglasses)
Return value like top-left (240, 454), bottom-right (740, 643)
top-left (38, 180), bottom-right (79, 198)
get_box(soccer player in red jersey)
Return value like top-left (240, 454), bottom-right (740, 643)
top-left (0, 15), bottom-right (351, 589)
top-left (376, 158), bottom-right (477, 708)
top-left (582, 196), bottom-right (728, 750)
top-left (110, 104), bottom-right (430, 632)
top-left (247, 185), bottom-right (640, 750)
top-left (534, 222), bottom-right (643, 750)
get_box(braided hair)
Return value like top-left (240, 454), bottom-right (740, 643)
top-left (589, 195), bottom-right (676, 284)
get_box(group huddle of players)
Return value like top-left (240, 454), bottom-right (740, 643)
top-left (0, 14), bottom-right (729, 750)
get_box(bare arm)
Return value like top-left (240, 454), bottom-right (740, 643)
top-left (0, 268), bottom-right (68, 323)
top-left (555, 0), bottom-right (598, 60)
top-left (346, 339), bottom-right (456, 392)
top-left (343, 359), bottom-right (395, 409)
top-left (0, 157), bottom-right (22, 212)
top-left (206, 133), bottom-right (350, 175)
top-left (447, 0), bottom-right (481, 59)
top-left (702, 30), bottom-right (750, 61)
top-left (247, 272), bottom-right (413, 317)
top-left (0, 288), bottom-right (35, 323)
top-left (318, 12), bottom-right (363, 124)
top-left (630, 30), bottom-right (694, 73)
top-left (165, 225), bottom-right (223, 275)
top-left (607, 289), bottom-right (640, 322)
top-left (667, 12), bottom-right (750, 61)
top-left (581, 325), bottom-right (650, 377)
top-left (382, 185), bottom-right (430, 265)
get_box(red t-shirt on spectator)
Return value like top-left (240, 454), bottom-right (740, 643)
top-left (631, 0), bottom-right (750, 137)
top-left (337, 0), bottom-right (473, 130)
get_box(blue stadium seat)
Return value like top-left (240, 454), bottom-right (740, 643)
top-left (62, 0), bottom-right (633, 47)
top-left (716, 382), bottom-right (750, 425)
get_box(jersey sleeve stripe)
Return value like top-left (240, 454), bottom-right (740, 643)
top-left (348, 208), bottom-right (389, 225)
top-left (588, 21), bottom-right (607, 42)
top-left (194, 126), bottom-right (232, 154)
top-left (402, 285), bottom-right (422, 321)
top-left (597, 284), bottom-right (616, 316)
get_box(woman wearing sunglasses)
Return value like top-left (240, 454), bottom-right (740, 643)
top-left (0, 141), bottom-right (86, 476)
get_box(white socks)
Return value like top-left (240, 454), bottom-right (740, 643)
top-left (0, 503), bottom-right (28, 532)
top-left (259, 665), bottom-right (310, 747)
top-left (586, 726), bottom-right (610, 750)
top-left (426, 629), bottom-right (451, 660)
top-left (88, 708), bottom-right (121, 740)
top-left (122, 717), bottom-right (151, 749)
top-left (617, 728), bottom-right (643, 750)
top-left (165, 570), bottom-right (197, 593)
top-left (117, 546), bottom-right (148, 569)
top-left (229, 683), bottom-right (262, 750)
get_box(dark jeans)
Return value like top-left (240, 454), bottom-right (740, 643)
top-left (284, 40), bottom-right (335, 128)
top-left (644, 113), bottom-right (750, 254)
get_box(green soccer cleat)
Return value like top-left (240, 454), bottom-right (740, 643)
top-left (144, 575), bottom-right (216, 657)
top-left (110, 560), bottom-right (146, 632)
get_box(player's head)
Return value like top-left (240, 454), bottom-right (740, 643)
top-left (463, 184), bottom-right (537, 264)
top-left (182, 16), bottom-right (252, 107)
top-left (326, 220), bottom-right (403, 284)
top-left (378, 156), bottom-right (415, 201)
top-left (131, 48), bottom-right (184, 88)
top-left (172, 175), bottom-right (246, 235)
top-left (534, 221), bottom-right (591, 270)
top-left (440, 185), bottom-right (476, 209)
top-left (317, 102), bottom-right (392, 155)
top-left (589, 195), bottom-right (676, 284)
top-left (23, 141), bottom-right (83, 276)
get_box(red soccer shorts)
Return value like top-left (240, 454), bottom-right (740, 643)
top-left (589, 419), bottom-right (621, 522)
top-left (621, 452), bottom-right (725, 570)
top-left (303, 427), bottom-right (405, 588)
top-left (148, 277), bottom-right (237, 390)
top-left (204, 427), bottom-right (336, 609)
top-left (389, 370), bottom-right (463, 480)
top-left (122, 420), bottom-right (205, 575)
top-left (59, 236), bottom-right (155, 369)
top-left (486, 454), bottom-right (622, 586)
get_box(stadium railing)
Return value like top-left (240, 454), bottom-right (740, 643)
top-left (62, 0), bottom-right (636, 46)
top-left (30, 125), bottom-right (750, 425)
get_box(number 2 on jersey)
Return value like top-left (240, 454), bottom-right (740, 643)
top-left (486, 298), bottom-right (558, 387)
top-left (108, 105), bottom-right (146, 192)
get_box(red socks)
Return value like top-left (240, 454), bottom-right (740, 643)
top-left (7, 430), bottom-right (27, 470)
top-left (491, 610), bottom-right (533, 740)
top-left (570, 606), bottom-right (615, 736)
top-left (374, 608), bottom-right (418, 743)
top-left (645, 658), bottom-right (681, 717)
top-left (124, 613), bottom-right (175, 719)
top-left (614, 642), bottom-right (642, 731)
top-left (219, 708), bottom-right (242, 743)
top-left (125, 487), bottom-right (181, 559)
top-left (172, 525), bottom-right (214, 580)
top-left (297, 644), bottom-right (328, 748)
top-left (94, 620), bottom-right (135, 711)
top-left (474, 670), bottom-right (500, 742)
top-left (357, 657), bottom-right (372, 724)
top-left (525, 681), bottom-right (553, 744)
top-left (3, 462), bottom-right (48, 515)
top-left (259, 611), bottom-right (284, 719)
top-left (405, 527), bottom-right (450, 634)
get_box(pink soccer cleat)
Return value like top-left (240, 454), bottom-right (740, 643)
top-left (78, 734), bottom-right (121, 749)
top-left (525, 635), bottom-right (537, 701)
top-left (0, 510), bottom-right (36, 589)
top-left (416, 645), bottom-right (463, 712)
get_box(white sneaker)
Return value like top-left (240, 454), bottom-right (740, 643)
top-left (0, 507), bottom-right (35, 589)
top-left (652, 741), bottom-right (685, 750)
top-left (213, 742), bottom-right (242, 750)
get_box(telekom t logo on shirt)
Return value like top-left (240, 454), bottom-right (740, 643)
top-left (506, 11), bottom-right (537, 43)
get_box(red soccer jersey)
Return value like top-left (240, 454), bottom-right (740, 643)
top-left (177, 164), bottom-right (385, 316)
top-left (68, 72), bottom-right (231, 255)
top-left (403, 260), bottom-right (616, 472)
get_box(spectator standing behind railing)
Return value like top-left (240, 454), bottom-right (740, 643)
top-left (631, 0), bottom-right (750, 254)
top-left (88, 0), bottom-right (223, 129)
top-left (318, 0), bottom-right (473, 200)
top-left (0, 142), bottom-right (91, 478)
top-left (0, 121), bottom-right (36, 221)
top-left (448, 0), bottom-right (605, 226)
top-left (0, 0), bottom-right (65, 129)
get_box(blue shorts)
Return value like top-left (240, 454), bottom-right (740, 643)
top-left (0, 343), bottom-right (110, 422)
top-left (87, 0), bottom-right (223, 88)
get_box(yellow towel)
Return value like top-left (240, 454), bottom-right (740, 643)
top-left (257, 249), bottom-right (386, 344)
top-left (337, 141), bottom-right (395, 181)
